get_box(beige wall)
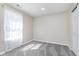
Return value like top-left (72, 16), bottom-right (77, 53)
top-left (23, 14), bottom-right (33, 44)
top-left (33, 12), bottom-right (70, 46)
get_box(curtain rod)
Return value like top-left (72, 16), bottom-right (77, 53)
top-left (72, 3), bottom-right (78, 12)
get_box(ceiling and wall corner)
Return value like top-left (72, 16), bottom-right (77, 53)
top-left (6, 3), bottom-right (73, 18)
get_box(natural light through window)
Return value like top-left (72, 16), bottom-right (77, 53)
top-left (4, 6), bottom-right (23, 49)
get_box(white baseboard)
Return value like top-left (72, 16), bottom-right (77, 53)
top-left (69, 47), bottom-right (77, 56)
top-left (33, 39), bottom-right (69, 47)
top-left (0, 40), bottom-right (33, 55)
top-left (22, 40), bottom-right (33, 46)
top-left (0, 50), bottom-right (5, 55)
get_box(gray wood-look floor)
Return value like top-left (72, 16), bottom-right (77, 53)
top-left (2, 41), bottom-right (76, 56)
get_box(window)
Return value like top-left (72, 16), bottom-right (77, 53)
top-left (4, 6), bottom-right (23, 50)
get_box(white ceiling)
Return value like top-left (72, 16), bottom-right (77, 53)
top-left (8, 3), bottom-right (72, 17)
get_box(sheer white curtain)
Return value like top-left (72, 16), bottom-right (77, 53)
top-left (4, 6), bottom-right (23, 50)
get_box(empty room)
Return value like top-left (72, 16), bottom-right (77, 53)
top-left (0, 3), bottom-right (78, 56)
